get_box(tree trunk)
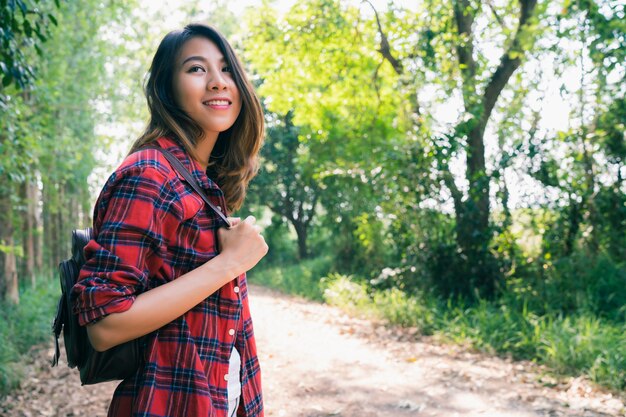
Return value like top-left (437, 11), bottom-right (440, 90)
top-left (33, 178), bottom-right (43, 274)
top-left (448, 0), bottom-right (537, 298)
top-left (293, 221), bottom-right (309, 260)
top-left (564, 195), bottom-right (581, 256)
top-left (4, 235), bottom-right (19, 304)
top-left (43, 181), bottom-right (55, 271)
top-left (457, 125), bottom-right (494, 296)
top-left (23, 181), bottom-right (36, 286)
top-left (55, 202), bottom-right (63, 266)
top-left (0, 190), bottom-right (19, 303)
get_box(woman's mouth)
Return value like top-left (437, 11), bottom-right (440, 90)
top-left (203, 99), bottom-right (231, 109)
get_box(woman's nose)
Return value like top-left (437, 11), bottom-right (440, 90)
top-left (207, 70), bottom-right (228, 90)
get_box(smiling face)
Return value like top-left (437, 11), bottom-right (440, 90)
top-left (172, 36), bottom-right (242, 140)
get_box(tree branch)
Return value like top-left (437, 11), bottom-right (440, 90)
top-left (304, 187), bottom-right (319, 227)
top-left (268, 202), bottom-right (289, 222)
top-left (442, 169), bottom-right (464, 216)
top-left (363, 0), bottom-right (424, 120)
top-left (486, 0), bottom-right (505, 29)
top-left (453, 0), bottom-right (478, 92)
top-left (362, 0), bottom-right (403, 75)
top-left (482, 0), bottom-right (538, 127)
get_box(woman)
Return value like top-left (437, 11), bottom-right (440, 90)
top-left (72, 23), bottom-right (267, 417)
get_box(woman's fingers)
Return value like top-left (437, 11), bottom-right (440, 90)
top-left (225, 216), bottom-right (262, 235)
top-left (242, 216), bottom-right (263, 235)
top-left (228, 217), bottom-right (242, 226)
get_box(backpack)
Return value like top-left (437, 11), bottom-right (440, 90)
top-left (52, 228), bottom-right (145, 385)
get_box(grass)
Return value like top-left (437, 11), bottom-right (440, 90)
top-left (250, 259), bottom-right (626, 392)
top-left (247, 256), bottom-right (333, 302)
top-left (0, 275), bottom-right (59, 396)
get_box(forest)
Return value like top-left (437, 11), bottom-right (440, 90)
top-left (0, 0), bottom-right (624, 397)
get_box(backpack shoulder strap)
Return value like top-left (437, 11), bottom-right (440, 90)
top-left (72, 228), bottom-right (93, 264)
top-left (143, 145), bottom-right (231, 228)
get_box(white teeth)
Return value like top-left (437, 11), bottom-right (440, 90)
top-left (205, 100), bottom-right (229, 106)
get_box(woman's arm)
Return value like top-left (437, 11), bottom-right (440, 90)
top-left (87, 216), bottom-right (267, 352)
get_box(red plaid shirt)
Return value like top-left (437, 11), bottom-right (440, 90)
top-left (72, 136), bottom-right (263, 417)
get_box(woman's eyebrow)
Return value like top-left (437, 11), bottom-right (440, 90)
top-left (181, 55), bottom-right (226, 66)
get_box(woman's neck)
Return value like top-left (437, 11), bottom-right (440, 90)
top-left (194, 132), bottom-right (219, 170)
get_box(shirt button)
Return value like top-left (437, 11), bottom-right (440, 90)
top-left (217, 205), bottom-right (222, 211)
top-left (224, 374), bottom-right (229, 381)
top-left (234, 286), bottom-right (240, 293)
top-left (229, 329), bottom-right (235, 336)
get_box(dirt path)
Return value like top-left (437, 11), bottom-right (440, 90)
top-left (2, 285), bottom-right (624, 416)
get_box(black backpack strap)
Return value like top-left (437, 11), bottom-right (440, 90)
top-left (52, 297), bottom-right (64, 366)
top-left (143, 145), bottom-right (231, 228)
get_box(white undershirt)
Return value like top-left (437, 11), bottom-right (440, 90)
top-left (227, 346), bottom-right (241, 400)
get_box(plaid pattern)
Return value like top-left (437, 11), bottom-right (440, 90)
top-left (72, 137), bottom-right (263, 417)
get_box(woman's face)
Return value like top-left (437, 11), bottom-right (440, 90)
top-left (173, 36), bottom-right (242, 139)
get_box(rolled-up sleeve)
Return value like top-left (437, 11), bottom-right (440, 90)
top-left (72, 162), bottom-right (178, 326)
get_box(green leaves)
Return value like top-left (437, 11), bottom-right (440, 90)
top-left (0, 0), bottom-right (60, 90)
top-left (244, 0), bottom-right (401, 135)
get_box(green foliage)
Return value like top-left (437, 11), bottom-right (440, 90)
top-left (323, 273), bottom-right (437, 332)
top-left (537, 314), bottom-right (626, 390)
top-left (244, 0), bottom-right (554, 298)
top-left (511, 252), bottom-right (626, 321)
top-left (257, 212), bottom-right (299, 264)
top-left (246, 111), bottom-right (320, 259)
top-left (0, 0), bottom-right (59, 89)
top-left (0, 275), bottom-right (57, 395)
top-left (321, 272), bottom-right (372, 314)
top-left (1, 0), bottom-right (138, 281)
top-left (244, 0), bottom-right (402, 134)
top-left (247, 256), bottom-right (333, 302)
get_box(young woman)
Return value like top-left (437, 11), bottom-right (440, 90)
top-left (72, 23), bottom-right (267, 417)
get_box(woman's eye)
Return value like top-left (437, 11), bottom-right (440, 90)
top-left (222, 66), bottom-right (232, 73)
top-left (188, 66), bottom-right (205, 73)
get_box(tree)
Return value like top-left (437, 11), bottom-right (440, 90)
top-left (244, 0), bottom-right (404, 266)
top-left (0, 0), bottom-right (136, 302)
top-left (0, 0), bottom-right (59, 302)
top-left (245, 0), bottom-right (546, 296)
top-left (248, 111), bottom-right (320, 259)
top-left (532, 0), bottom-right (625, 260)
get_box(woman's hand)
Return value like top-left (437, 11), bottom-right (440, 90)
top-left (217, 216), bottom-right (268, 276)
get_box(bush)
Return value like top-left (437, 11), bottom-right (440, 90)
top-left (321, 273), bottom-right (371, 314)
top-left (322, 273), bottom-right (437, 333)
top-left (0, 275), bottom-right (58, 396)
top-left (523, 252), bottom-right (626, 320)
top-left (248, 256), bottom-right (333, 301)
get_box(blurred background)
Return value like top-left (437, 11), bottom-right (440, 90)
top-left (0, 0), bottom-right (624, 398)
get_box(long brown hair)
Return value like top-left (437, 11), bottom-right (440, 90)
top-left (130, 23), bottom-right (264, 212)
